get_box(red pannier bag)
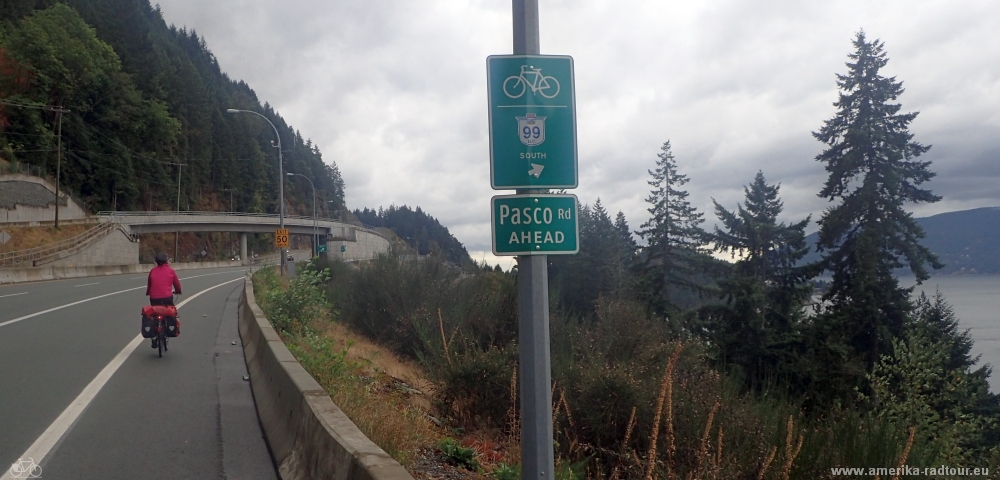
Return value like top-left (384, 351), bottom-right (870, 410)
top-left (141, 305), bottom-right (180, 338)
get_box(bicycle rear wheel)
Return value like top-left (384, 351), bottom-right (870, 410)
top-left (158, 329), bottom-right (164, 358)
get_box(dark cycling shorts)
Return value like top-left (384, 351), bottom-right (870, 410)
top-left (150, 296), bottom-right (174, 306)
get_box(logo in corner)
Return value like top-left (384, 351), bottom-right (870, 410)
top-left (9, 458), bottom-right (42, 479)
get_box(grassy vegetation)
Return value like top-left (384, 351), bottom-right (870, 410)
top-left (251, 266), bottom-right (441, 468)
top-left (0, 224), bottom-right (93, 251)
top-left (251, 254), bottom-right (1000, 479)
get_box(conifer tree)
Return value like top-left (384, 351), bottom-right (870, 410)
top-left (637, 140), bottom-right (708, 314)
top-left (704, 171), bottom-right (811, 386)
top-left (812, 32), bottom-right (942, 388)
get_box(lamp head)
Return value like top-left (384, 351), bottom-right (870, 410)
top-left (226, 109), bottom-right (240, 114)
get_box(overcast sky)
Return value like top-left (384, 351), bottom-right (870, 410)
top-left (153, 0), bottom-right (1000, 269)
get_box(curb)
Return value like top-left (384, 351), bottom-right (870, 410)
top-left (239, 276), bottom-right (413, 480)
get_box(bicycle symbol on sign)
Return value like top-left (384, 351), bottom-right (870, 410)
top-left (9, 458), bottom-right (42, 479)
top-left (503, 65), bottom-right (560, 99)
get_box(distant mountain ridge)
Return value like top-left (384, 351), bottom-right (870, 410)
top-left (802, 207), bottom-right (1000, 275)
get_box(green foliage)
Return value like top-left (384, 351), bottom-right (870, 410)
top-left (863, 292), bottom-right (1000, 462)
top-left (637, 140), bottom-right (714, 315)
top-left (802, 32), bottom-right (948, 410)
top-left (701, 171), bottom-right (813, 389)
top-left (287, 332), bottom-right (353, 386)
top-left (253, 266), bottom-right (332, 335)
top-left (333, 252), bottom-right (517, 357)
top-left (354, 205), bottom-right (474, 268)
top-left (811, 31), bottom-right (942, 391)
top-left (438, 437), bottom-right (479, 471)
top-left (551, 200), bottom-right (638, 316)
top-left (1, 0), bottom-right (345, 215)
top-left (492, 463), bottom-right (519, 480)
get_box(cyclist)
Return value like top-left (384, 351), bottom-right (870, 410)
top-left (146, 252), bottom-right (181, 348)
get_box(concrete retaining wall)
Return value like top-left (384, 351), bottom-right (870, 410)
top-left (238, 277), bottom-right (412, 480)
top-left (329, 229), bottom-right (390, 262)
top-left (0, 260), bottom-right (244, 284)
top-left (46, 228), bottom-right (139, 267)
top-left (0, 174), bottom-right (87, 223)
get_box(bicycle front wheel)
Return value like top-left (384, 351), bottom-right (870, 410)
top-left (502, 76), bottom-right (526, 98)
top-left (538, 76), bottom-right (560, 98)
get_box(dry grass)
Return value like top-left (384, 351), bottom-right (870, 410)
top-left (0, 224), bottom-right (92, 251)
top-left (284, 320), bottom-right (440, 468)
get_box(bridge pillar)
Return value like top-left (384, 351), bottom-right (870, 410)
top-left (240, 233), bottom-right (248, 266)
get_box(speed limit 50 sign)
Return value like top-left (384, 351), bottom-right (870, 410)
top-left (274, 229), bottom-right (290, 248)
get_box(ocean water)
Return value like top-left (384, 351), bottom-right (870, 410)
top-left (901, 275), bottom-right (1000, 393)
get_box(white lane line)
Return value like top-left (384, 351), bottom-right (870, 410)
top-left (0, 276), bottom-right (245, 479)
top-left (74, 282), bottom-right (99, 287)
top-left (0, 270), bottom-right (246, 329)
top-left (0, 292), bottom-right (28, 298)
top-left (0, 286), bottom-right (145, 329)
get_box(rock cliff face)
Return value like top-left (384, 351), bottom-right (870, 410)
top-left (0, 174), bottom-right (87, 223)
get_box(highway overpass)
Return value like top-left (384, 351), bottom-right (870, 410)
top-left (97, 211), bottom-right (390, 264)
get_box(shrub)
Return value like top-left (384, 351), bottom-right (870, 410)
top-left (438, 437), bottom-right (479, 470)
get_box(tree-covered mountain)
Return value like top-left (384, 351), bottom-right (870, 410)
top-left (354, 205), bottom-right (473, 267)
top-left (0, 0), bottom-right (343, 217)
top-left (802, 206), bottom-right (1000, 275)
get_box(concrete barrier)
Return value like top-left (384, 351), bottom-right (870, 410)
top-left (239, 276), bottom-right (413, 480)
top-left (0, 260), bottom-right (245, 284)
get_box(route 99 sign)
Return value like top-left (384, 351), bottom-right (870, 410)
top-left (274, 229), bottom-right (289, 248)
top-left (487, 55), bottom-right (577, 189)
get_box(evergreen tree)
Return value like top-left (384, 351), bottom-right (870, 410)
top-left (703, 171), bottom-right (811, 387)
top-left (637, 140), bottom-right (709, 315)
top-left (1, 0), bottom-right (345, 215)
top-left (865, 292), bottom-right (1000, 462)
top-left (550, 200), bottom-right (642, 317)
top-left (812, 32), bottom-right (942, 380)
top-left (612, 210), bottom-right (638, 293)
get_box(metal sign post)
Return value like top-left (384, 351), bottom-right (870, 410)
top-left (511, 1), bottom-right (556, 478)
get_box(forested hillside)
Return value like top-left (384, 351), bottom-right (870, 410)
top-left (802, 206), bottom-right (1000, 275)
top-left (0, 0), bottom-right (343, 217)
top-left (354, 205), bottom-right (473, 267)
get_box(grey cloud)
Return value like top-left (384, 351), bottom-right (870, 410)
top-left (153, 0), bottom-right (1000, 257)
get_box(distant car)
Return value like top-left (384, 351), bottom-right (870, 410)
top-left (287, 255), bottom-right (294, 261)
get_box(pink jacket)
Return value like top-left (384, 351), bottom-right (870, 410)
top-left (146, 264), bottom-right (181, 299)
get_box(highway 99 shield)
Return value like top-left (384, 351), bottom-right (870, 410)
top-left (491, 194), bottom-right (578, 255)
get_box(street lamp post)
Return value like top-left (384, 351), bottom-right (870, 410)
top-left (226, 108), bottom-right (286, 276)
top-left (287, 173), bottom-right (317, 258)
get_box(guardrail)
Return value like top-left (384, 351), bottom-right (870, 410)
top-left (0, 218), bottom-right (136, 268)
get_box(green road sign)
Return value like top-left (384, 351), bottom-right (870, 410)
top-left (488, 55), bottom-right (577, 190)
top-left (317, 244), bottom-right (327, 253)
top-left (492, 194), bottom-right (578, 255)
top-left (340, 245), bottom-right (346, 253)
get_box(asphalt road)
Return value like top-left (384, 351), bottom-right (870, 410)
top-left (0, 266), bottom-right (279, 480)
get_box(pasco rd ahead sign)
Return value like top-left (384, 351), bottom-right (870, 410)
top-left (488, 55), bottom-right (577, 190)
top-left (492, 194), bottom-right (578, 255)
